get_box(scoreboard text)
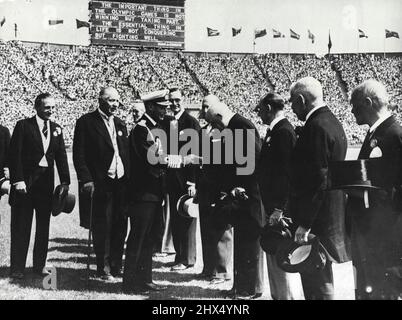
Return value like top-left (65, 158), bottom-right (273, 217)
top-left (90, 1), bottom-right (185, 49)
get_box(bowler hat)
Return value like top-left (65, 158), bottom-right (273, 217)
top-left (176, 194), bottom-right (199, 219)
top-left (52, 185), bottom-right (76, 217)
top-left (260, 221), bottom-right (292, 255)
top-left (276, 234), bottom-right (327, 273)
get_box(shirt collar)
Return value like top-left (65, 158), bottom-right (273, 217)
top-left (269, 115), bottom-right (286, 131)
top-left (98, 108), bottom-right (113, 122)
top-left (369, 113), bottom-right (392, 133)
top-left (174, 109), bottom-right (185, 120)
top-left (35, 114), bottom-right (48, 128)
top-left (305, 104), bottom-right (325, 122)
top-left (144, 113), bottom-right (157, 126)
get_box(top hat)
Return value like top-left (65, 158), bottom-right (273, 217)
top-left (0, 178), bottom-right (10, 196)
top-left (52, 185), bottom-right (76, 217)
top-left (260, 220), bottom-right (292, 255)
top-left (141, 89), bottom-right (171, 106)
top-left (329, 159), bottom-right (383, 190)
top-left (276, 234), bottom-right (327, 274)
top-left (176, 194), bottom-right (199, 219)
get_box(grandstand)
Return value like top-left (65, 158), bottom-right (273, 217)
top-left (1, 39), bottom-right (401, 146)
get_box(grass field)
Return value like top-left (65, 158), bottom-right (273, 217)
top-left (0, 152), bottom-right (356, 300)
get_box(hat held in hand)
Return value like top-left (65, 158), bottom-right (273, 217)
top-left (176, 194), bottom-right (199, 219)
top-left (0, 178), bottom-right (10, 196)
top-left (52, 184), bottom-right (76, 217)
top-left (276, 234), bottom-right (327, 274)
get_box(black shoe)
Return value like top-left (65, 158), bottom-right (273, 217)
top-left (111, 267), bottom-right (123, 278)
top-left (143, 282), bottom-right (167, 291)
top-left (170, 263), bottom-right (194, 271)
top-left (33, 266), bottom-right (53, 276)
top-left (96, 270), bottom-right (114, 281)
top-left (234, 291), bottom-right (263, 300)
top-left (196, 272), bottom-right (213, 280)
top-left (123, 282), bottom-right (167, 294)
top-left (10, 271), bottom-right (24, 280)
top-left (209, 278), bottom-right (229, 285)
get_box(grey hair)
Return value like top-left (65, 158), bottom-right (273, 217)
top-left (290, 76), bottom-right (323, 103)
top-left (351, 79), bottom-right (389, 109)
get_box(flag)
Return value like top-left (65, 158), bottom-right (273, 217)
top-left (358, 29), bottom-right (368, 38)
top-left (207, 27), bottom-right (220, 37)
top-left (290, 29), bottom-right (300, 40)
top-left (308, 29), bottom-right (315, 43)
top-left (272, 29), bottom-right (285, 38)
top-left (0, 17), bottom-right (5, 27)
top-left (48, 19), bottom-right (63, 26)
top-left (328, 30), bottom-right (332, 52)
top-left (385, 29), bottom-right (399, 39)
top-left (255, 29), bottom-right (267, 39)
top-left (76, 19), bottom-right (90, 29)
top-left (232, 27), bottom-right (241, 37)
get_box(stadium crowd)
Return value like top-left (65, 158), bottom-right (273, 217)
top-left (1, 40), bottom-right (401, 145)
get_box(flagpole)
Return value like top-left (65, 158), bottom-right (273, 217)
top-left (287, 35), bottom-right (290, 62)
top-left (357, 31), bottom-right (359, 56)
top-left (383, 34), bottom-right (386, 58)
top-left (305, 31), bottom-right (308, 56)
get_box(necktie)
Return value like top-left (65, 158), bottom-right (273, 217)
top-left (264, 128), bottom-right (271, 143)
top-left (42, 123), bottom-right (48, 138)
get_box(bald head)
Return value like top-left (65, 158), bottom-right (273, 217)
top-left (290, 77), bottom-right (324, 104)
top-left (206, 102), bottom-right (230, 118)
top-left (350, 79), bottom-right (390, 126)
top-left (205, 102), bottom-right (233, 129)
top-left (99, 86), bottom-right (119, 99)
top-left (200, 94), bottom-right (220, 120)
top-left (351, 79), bottom-right (389, 110)
top-left (202, 94), bottom-right (220, 109)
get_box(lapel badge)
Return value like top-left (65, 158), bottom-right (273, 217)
top-left (53, 127), bottom-right (62, 137)
top-left (118, 130), bottom-right (123, 136)
top-left (369, 138), bottom-right (378, 149)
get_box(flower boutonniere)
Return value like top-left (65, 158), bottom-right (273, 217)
top-left (369, 138), bottom-right (378, 149)
top-left (53, 127), bottom-right (62, 137)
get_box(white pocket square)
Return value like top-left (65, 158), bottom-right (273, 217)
top-left (369, 146), bottom-right (382, 158)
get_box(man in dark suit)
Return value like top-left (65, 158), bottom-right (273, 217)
top-left (289, 77), bottom-right (351, 300)
top-left (122, 89), bottom-right (171, 293)
top-left (0, 124), bottom-right (11, 202)
top-left (205, 101), bottom-right (265, 299)
top-left (8, 93), bottom-right (70, 279)
top-left (197, 94), bottom-right (233, 285)
top-left (73, 87), bottom-right (129, 280)
top-left (255, 92), bottom-right (301, 300)
top-left (166, 88), bottom-right (200, 271)
top-left (348, 79), bottom-right (402, 299)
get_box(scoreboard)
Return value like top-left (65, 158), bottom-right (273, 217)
top-left (90, 1), bottom-right (185, 49)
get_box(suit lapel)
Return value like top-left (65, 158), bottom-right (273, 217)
top-left (28, 117), bottom-right (44, 153)
top-left (114, 117), bottom-right (126, 152)
top-left (358, 116), bottom-right (396, 159)
top-left (92, 111), bottom-right (113, 148)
